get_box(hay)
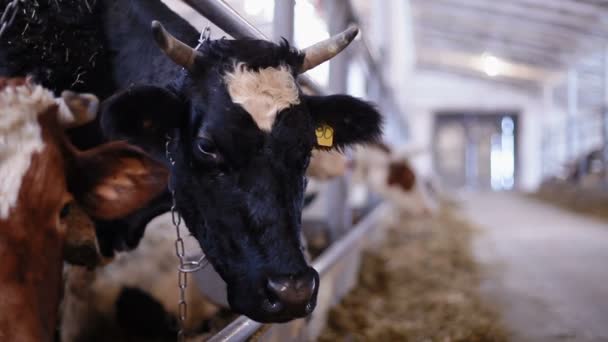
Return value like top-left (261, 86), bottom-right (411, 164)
top-left (319, 205), bottom-right (508, 342)
top-left (531, 181), bottom-right (608, 222)
top-left (0, 0), bottom-right (113, 97)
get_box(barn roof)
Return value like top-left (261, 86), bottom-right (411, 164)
top-left (410, 0), bottom-right (608, 108)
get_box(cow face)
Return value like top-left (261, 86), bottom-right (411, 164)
top-left (0, 78), bottom-right (167, 340)
top-left (101, 22), bottom-right (382, 323)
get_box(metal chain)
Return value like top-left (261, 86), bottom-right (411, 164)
top-left (166, 136), bottom-right (210, 342)
top-left (168, 25), bottom-right (211, 340)
top-left (0, 0), bottom-right (23, 39)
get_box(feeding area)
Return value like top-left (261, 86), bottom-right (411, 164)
top-left (1, 0), bottom-right (608, 341)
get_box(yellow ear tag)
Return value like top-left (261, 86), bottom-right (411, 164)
top-left (315, 124), bottom-right (334, 147)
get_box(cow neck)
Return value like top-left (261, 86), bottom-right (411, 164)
top-left (0, 215), bottom-right (63, 342)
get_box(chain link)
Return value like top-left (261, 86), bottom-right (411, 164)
top-left (166, 136), bottom-right (210, 342)
top-left (0, 0), bottom-right (23, 39)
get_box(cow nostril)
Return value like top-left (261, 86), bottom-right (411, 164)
top-left (265, 271), bottom-right (316, 310)
top-left (294, 274), bottom-right (315, 292)
top-left (261, 298), bottom-right (283, 313)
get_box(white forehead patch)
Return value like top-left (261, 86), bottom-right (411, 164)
top-left (224, 63), bottom-right (300, 131)
top-left (0, 83), bottom-right (56, 219)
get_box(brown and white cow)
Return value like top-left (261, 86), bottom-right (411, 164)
top-left (0, 78), bottom-right (167, 342)
top-left (306, 150), bottom-right (348, 181)
top-left (350, 143), bottom-right (439, 216)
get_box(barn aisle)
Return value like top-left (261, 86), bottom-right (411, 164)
top-left (463, 193), bottom-right (608, 342)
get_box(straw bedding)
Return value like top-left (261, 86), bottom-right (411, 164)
top-left (319, 204), bottom-right (508, 342)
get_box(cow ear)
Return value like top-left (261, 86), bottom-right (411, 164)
top-left (305, 95), bottom-right (383, 150)
top-left (71, 142), bottom-right (169, 220)
top-left (100, 85), bottom-right (185, 158)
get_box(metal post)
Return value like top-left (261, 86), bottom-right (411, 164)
top-left (272, 0), bottom-right (294, 43)
top-left (567, 69), bottom-right (578, 167)
top-left (464, 116), bottom-right (479, 189)
top-left (327, 1), bottom-right (350, 94)
top-left (184, 0), bottom-right (325, 95)
top-left (542, 85), bottom-right (554, 177)
top-left (603, 46), bottom-right (608, 185)
top-left (324, 0), bottom-right (352, 240)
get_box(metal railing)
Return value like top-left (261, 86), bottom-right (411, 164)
top-left (344, 1), bottom-right (410, 141)
top-left (205, 203), bottom-right (390, 342)
top-left (183, 0), bottom-right (325, 95)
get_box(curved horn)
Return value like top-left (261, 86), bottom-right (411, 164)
top-left (299, 25), bottom-right (359, 73)
top-left (57, 91), bottom-right (99, 129)
top-left (151, 20), bottom-right (198, 70)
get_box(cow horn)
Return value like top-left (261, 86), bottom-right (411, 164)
top-left (151, 20), bottom-right (198, 70)
top-left (57, 91), bottom-right (99, 128)
top-left (299, 25), bottom-right (359, 73)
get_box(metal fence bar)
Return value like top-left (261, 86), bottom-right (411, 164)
top-left (182, 0), bottom-right (325, 95)
top-left (207, 316), bottom-right (262, 342)
top-left (567, 69), bottom-right (579, 164)
top-left (345, 0), bottom-right (410, 138)
top-left (272, 0), bottom-right (294, 43)
top-left (207, 203), bottom-right (388, 342)
top-left (313, 202), bottom-right (387, 275)
top-left (603, 45), bottom-right (608, 185)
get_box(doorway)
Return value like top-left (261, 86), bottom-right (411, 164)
top-left (433, 112), bottom-right (519, 190)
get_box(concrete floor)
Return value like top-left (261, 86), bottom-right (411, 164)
top-left (462, 192), bottom-right (608, 342)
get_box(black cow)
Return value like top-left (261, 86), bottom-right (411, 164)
top-left (0, 0), bottom-right (382, 323)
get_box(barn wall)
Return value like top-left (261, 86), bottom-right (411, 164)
top-left (403, 70), bottom-right (556, 191)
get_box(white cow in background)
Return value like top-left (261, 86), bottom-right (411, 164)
top-left (349, 143), bottom-right (440, 216)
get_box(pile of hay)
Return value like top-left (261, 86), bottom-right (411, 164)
top-left (531, 180), bottom-right (608, 222)
top-left (0, 0), bottom-right (113, 96)
top-left (319, 205), bottom-right (508, 342)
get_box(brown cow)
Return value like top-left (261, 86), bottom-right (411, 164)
top-left (351, 143), bottom-right (439, 216)
top-left (0, 78), bottom-right (167, 342)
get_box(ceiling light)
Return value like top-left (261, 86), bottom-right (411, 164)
top-left (480, 53), bottom-right (504, 77)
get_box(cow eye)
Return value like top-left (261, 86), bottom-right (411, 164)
top-left (59, 203), bottom-right (71, 219)
top-left (195, 137), bottom-right (218, 159)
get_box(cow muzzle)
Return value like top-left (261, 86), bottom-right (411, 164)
top-left (263, 267), bottom-right (318, 319)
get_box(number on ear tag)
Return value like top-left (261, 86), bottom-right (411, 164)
top-left (316, 124), bottom-right (334, 147)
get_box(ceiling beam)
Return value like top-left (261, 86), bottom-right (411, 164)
top-left (415, 26), bottom-right (570, 69)
top-left (412, 12), bottom-right (606, 68)
top-left (412, 1), bottom-right (608, 43)
top-left (415, 24), bottom-right (568, 56)
top-left (498, 0), bottom-right (608, 19)
top-left (412, 0), bottom-right (607, 36)
top-left (416, 47), bottom-right (554, 81)
top-left (416, 38), bottom-right (565, 70)
top-left (415, 60), bottom-right (541, 93)
top-left (412, 12), bottom-right (604, 51)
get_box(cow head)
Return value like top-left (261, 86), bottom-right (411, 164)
top-left (0, 78), bottom-right (167, 340)
top-left (101, 22), bottom-right (382, 322)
